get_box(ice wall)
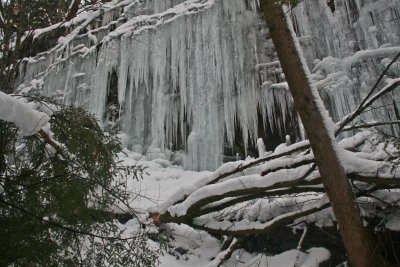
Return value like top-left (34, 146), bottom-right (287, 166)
top-left (291, 0), bottom-right (400, 133)
top-left (292, 0), bottom-right (400, 62)
top-left (17, 0), bottom-right (272, 171)
top-left (15, 0), bottom-right (400, 170)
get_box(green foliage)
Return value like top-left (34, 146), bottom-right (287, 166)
top-left (0, 105), bottom-right (161, 266)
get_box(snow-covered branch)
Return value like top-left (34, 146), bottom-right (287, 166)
top-left (191, 199), bottom-right (331, 236)
top-left (153, 131), bottom-right (400, 234)
top-left (0, 91), bottom-right (50, 135)
top-left (0, 92), bottom-right (69, 158)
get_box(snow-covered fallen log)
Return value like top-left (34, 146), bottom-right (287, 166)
top-left (150, 130), bottom-right (400, 236)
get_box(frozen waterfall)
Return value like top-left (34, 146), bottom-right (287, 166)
top-left (15, 0), bottom-right (400, 170)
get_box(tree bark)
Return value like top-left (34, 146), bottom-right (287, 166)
top-left (65, 0), bottom-right (81, 21)
top-left (260, 1), bottom-right (387, 266)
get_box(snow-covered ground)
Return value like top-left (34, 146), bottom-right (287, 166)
top-left (117, 149), bottom-right (332, 266)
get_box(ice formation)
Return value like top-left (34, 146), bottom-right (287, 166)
top-left (15, 0), bottom-right (400, 170)
top-left (257, 138), bottom-right (266, 158)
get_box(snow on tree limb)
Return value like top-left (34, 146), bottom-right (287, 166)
top-left (191, 199), bottom-right (331, 236)
top-left (150, 141), bottom-right (312, 213)
top-left (0, 92), bottom-right (68, 159)
top-left (152, 132), bottom-right (400, 232)
top-left (0, 91), bottom-right (50, 135)
top-left (171, 162), bottom-right (317, 216)
top-left (152, 129), bottom-right (399, 226)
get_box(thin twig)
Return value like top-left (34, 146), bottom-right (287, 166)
top-left (336, 52), bottom-right (400, 135)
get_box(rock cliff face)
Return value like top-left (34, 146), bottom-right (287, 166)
top-left (16, 0), bottom-right (400, 170)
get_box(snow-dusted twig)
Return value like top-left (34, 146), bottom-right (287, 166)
top-left (294, 225), bottom-right (308, 267)
top-left (205, 238), bottom-right (240, 267)
top-left (296, 225), bottom-right (308, 250)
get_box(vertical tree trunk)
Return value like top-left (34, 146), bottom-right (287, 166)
top-left (260, 1), bottom-right (386, 266)
top-left (56, 0), bottom-right (66, 21)
top-left (65, 0), bottom-right (81, 21)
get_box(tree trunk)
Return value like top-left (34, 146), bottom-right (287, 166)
top-left (65, 0), bottom-right (81, 21)
top-left (260, 1), bottom-right (387, 266)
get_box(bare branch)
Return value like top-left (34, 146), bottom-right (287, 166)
top-left (336, 53), bottom-right (400, 135)
top-left (38, 129), bottom-right (66, 158)
top-left (342, 120), bottom-right (400, 132)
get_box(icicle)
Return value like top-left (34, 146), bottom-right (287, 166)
top-left (257, 138), bottom-right (266, 158)
top-left (15, 0), bottom-right (400, 171)
top-left (285, 135), bottom-right (291, 146)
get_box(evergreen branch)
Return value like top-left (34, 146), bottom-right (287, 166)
top-left (0, 196), bottom-right (143, 241)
